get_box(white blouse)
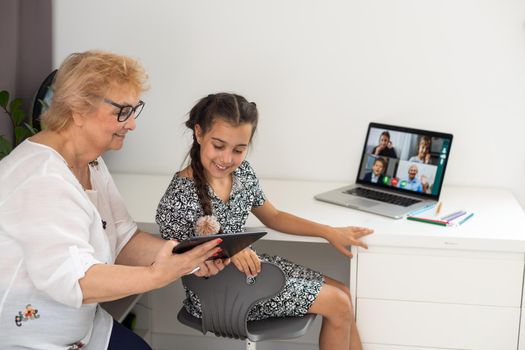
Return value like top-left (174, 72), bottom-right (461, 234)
top-left (0, 140), bottom-right (137, 349)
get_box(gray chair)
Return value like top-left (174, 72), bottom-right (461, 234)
top-left (178, 262), bottom-right (317, 350)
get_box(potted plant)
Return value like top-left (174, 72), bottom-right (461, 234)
top-left (0, 91), bottom-right (39, 160)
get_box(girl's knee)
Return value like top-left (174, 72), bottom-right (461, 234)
top-left (324, 277), bottom-right (353, 305)
top-left (329, 289), bottom-right (353, 325)
top-left (313, 285), bottom-right (353, 324)
top-left (334, 287), bottom-right (353, 313)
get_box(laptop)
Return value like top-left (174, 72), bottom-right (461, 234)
top-left (315, 122), bottom-right (453, 219)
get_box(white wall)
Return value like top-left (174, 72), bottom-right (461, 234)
top-left (53, 0), bottom-right (525, 209)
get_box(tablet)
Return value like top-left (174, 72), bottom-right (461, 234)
top-left (171, 231), bottom-right (267, 259)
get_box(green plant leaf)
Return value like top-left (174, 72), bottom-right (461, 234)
top-left (14, 126), bottom-right (32, 145)
top-left (0, 135), bottom-right (13, 159)
top-left (0, 91), bottom-right (9, 108)
top-left (9, 98), bottom-right (23, 112)
top-left (12, 108), bottom-right (25, 126)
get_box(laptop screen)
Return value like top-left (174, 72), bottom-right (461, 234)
top-left (356, 122), bottom-right (453, 200)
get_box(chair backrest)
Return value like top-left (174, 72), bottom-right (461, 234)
top-left (31, 69), bottom-right (57, 130)
top-left (181, 262), bottom-right (286, 339)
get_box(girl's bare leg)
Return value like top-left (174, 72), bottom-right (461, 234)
top-left (308, 275), bottom-right (362, 350)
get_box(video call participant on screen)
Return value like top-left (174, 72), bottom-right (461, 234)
top-left (372, 131), bottom-right (397, 158)
top-left (408, 136), bottom-right (431, 164)
top-left (399, 164), bottom-right (423, 192)
top-left (363, 158), bottom-right (387, 184)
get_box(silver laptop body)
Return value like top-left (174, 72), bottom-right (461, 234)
top-left (315, 122), bottom-right (453, 219)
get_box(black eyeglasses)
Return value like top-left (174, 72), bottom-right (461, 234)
top-left (103, 98), bottom-right (145, 122)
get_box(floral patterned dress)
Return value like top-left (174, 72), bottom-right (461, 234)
top-left (156, 161), bottom-right (324, 321)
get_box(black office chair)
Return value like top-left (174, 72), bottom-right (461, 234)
top-left (178, 262), bottom-right (317, 350)
top-left (31, 69), bottom-right (57, 130)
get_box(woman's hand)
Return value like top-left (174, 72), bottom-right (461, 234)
top-left (150, 238), bottom-right (223, 288)
top-left (193, 258), bottom-right (231, 278)
top-left (325, 226), bottom-right (373, 258)
top-left (231, 248), bottom-right (261, 276)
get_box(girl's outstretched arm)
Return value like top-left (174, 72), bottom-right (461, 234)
top-left (252, 201), bottom-right (373, 258)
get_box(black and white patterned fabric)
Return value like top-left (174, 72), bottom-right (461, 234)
top-left (156, 160), bottom-right (324, 321)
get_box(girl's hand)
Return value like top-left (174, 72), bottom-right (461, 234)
top-left (325, 226), bottom-right (373, 258)
top-left (231, 248), bottom-right (261, 276)
top-left (193, 258), bottom-right (231, 278)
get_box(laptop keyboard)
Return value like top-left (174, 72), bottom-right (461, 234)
top-left (345, 187), bottom-right (421, 207)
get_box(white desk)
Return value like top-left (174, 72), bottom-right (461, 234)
top-left (112, 173), bottom-right (525, 350)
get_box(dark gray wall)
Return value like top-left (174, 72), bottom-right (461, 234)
top-left (0, 0), bottom-right (52, 145)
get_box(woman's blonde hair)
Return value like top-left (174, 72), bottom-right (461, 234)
top-left (41, 50), bottom-right (148, 131)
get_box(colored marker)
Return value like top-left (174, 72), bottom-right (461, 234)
top-left (458, 213), bottom-right (474, 225)
top-left (407, 216), bottom-right (448, 227)
top-left (441, 210), bottom-right (467, 222)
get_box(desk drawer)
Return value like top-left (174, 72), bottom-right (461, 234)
top-left (357, 298), bottom-right (520, 350)
top-left (356, 247), bottom-right (524, 306)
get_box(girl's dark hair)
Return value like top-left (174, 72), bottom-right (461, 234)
top-left (185, 93), bottom-right (258, 215)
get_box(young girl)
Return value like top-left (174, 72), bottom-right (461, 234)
top-left (156, 93), bottom-right (373, 350)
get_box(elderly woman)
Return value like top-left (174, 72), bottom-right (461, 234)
top-left (0, 51), bottom-right (228, 350)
